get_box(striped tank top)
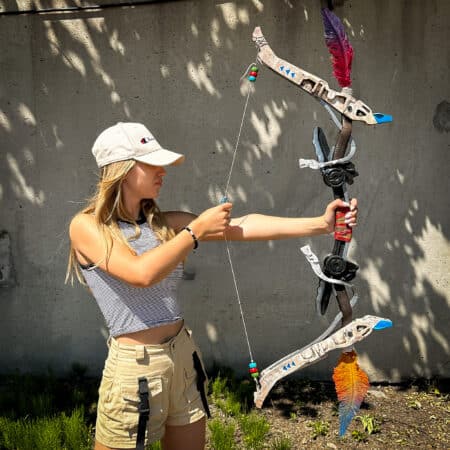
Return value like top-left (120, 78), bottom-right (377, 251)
top-left (80, 219), bottom-right (183, 337)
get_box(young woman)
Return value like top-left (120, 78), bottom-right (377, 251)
top-left (67, 122), bottom-right (357, 450)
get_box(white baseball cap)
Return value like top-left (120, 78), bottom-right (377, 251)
top-left (92, 122), bottom-right (185, 168)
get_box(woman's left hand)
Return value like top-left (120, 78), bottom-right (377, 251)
top-left (323, 198), bottom-right (358, 234)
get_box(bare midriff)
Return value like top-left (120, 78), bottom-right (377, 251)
top-left (115, 319), bottom-right (184, 345)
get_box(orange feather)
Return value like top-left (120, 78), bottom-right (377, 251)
top-left (332, 350), bottom-right (370, 436)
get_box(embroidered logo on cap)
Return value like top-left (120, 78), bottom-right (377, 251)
top-left (140, 137), bottom-right (154, 144)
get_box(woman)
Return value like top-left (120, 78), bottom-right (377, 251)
top-left (67, 122), bottom-right (357, 450)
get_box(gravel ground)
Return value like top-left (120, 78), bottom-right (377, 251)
top-left (207, 378), bottom-right (450, 449)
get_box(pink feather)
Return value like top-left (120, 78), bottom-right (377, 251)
top-left (321, 8), bottom-right (353, 88)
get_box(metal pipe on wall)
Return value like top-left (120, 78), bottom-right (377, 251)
top-left (0, 0), bottom-right (175, 16)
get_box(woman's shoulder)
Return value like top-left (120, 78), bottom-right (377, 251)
top-left (70, 212), bottom-right (96, 228)
top-left (69, 213), bottom-right (99, 242)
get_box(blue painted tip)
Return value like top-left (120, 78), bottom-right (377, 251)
top-left (374, 113), bottom-right (393, 124)
top-left (374, 319), bottom-right (393, 330)
top-left (220, 196), bottom-right (228, 204)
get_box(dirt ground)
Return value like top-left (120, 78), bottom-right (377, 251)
top-left (212, 378), bottom-right (450, 450)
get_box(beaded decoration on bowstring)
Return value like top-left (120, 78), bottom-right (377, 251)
top-left (221, 60), bottom-right (261, 385)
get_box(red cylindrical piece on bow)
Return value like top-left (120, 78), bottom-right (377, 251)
top-left (334, 207), bottom-right (352, 242)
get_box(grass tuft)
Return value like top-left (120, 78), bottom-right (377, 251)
top-left (239, 412), bottom-right (270, 449)
top-left (271, 436), bottom-right (293, 449)
top-left (208, 418), bottom-right (237, 450)
top-left (308, 419), bottom-right (329, 439)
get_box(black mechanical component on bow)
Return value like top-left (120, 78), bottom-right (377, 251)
top-left (323, 254), bottom-right (359, 281)
top-left (322, 162), bottom-right (358, 188)
top-left (313, 119), bottom-right (359, 323)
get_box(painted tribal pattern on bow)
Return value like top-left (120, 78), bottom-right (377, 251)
top-left (248, 12), bottom-right (393, 435)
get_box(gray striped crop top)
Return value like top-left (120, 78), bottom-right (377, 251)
top-left (80, 219), bottom-right (183, 337)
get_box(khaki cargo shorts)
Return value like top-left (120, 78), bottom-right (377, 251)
top-left (95, 326), bottom-right (208, 448)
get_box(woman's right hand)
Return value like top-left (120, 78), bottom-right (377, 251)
top-left (189, 202), bottom-right (233, 239)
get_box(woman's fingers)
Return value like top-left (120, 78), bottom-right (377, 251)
top-left (345, 198), bottom-right (358, 227)
top-left (325, 198), bottom-right (358, 229)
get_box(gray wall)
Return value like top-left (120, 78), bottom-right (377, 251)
top-left (0, 0), bottom-right (449, 382)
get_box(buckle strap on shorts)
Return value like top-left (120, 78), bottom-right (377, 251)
top-left (192, 351), bottom-right (211, 418)
top-left (136, 377), bottom-right (150, 450)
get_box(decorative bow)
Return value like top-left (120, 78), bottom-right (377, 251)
top-left (245, 11), bottom-right (393, 435)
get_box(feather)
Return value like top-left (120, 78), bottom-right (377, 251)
top-left (332, 350), bottom-right (370, 436)
top-left (321, 8), bottom-right (354, 88)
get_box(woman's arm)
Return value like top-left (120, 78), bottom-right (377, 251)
top-left (70, 204), bottom-right (232, 288)
top-left (209, 214), bottom-right (328, 241)
top-left (70, 214), bottom-right (197, 287)
top-left (164, 211), bottom-right (197, 233)
top-left (203, 198), bottom-right (358, 241)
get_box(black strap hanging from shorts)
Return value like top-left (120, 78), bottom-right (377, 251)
top-left (192, 351), bottom-right (211, 418)
top-left (136, 377), bottom-right (150, 450)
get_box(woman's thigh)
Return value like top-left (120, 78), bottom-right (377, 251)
top-left (162, 417), bottom-right (206, 450)
top-left (94, 439), bottom-right (126, 450)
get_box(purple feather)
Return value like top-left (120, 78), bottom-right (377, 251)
top-left (321, 8), bottom-right (353, 88)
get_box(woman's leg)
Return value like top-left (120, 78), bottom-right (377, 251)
top-left (94, 440), bottom-right (126, 450)
top-left (162, 416), bottom-right (206, 450)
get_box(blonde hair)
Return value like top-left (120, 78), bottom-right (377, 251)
top-left (66, 160), bottom-right (175, 284)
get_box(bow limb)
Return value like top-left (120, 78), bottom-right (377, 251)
top-left (254, 315), bottom-right (392, 408)
top-left (252, 27), bottom-right (392, 125)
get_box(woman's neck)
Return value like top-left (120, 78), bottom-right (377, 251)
top-left (121, 190), bottom-right (142, 220)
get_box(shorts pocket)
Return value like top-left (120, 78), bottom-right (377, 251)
top-left (183, 366), bottom-right (201, 405)
top-left (120, 377), bottom-right (165, 434)
top-left (98, 376), bottom-right (115, 407)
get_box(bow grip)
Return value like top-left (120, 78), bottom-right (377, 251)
top-left (334, 207), bottom-right (352, 242)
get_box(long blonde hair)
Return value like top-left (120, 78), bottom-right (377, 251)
top-left (66, 160), bottom-right (175, 284)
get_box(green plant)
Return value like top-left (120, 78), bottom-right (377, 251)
top-left (215, 391), bottom-right (242, 417)
top-left (351, 430), bottom-right (368, 442)
top-left (208, 418), bottom-right (236, 450)
top-left (211, 371), bottom-right (253, 406)
top-left (146, 440), bottom-right (162, 449)
top-left (356, 414), bottom-right (380, 435)
top-left (408, 399), bottom-right (422, 409)
top-left (0, 409), bottom-right (93, 450)
top-left (33, 416), bottom-right (63, 450)
top-left (62, 407), bottom-right (93, 450)
top-left (0, 417), bottom-right (25, 449)
top-left (239, 412), bottom-right (270, 449)
top-left (271, 436), bottom-right (293, 449)
top-left (308, 420), bottom-right (329, 439)
top-left (211, 375), bottom-right (230, 400)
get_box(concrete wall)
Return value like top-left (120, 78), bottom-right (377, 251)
top-left (0, 0), bottom-right (449, 382)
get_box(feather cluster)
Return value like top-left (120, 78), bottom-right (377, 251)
top-left (332, 350), bottom-right (370, 436)
top-left (321, 8), bottom-right (354, 88)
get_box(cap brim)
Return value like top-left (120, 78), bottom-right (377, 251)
top-left (134, 149), bottom-right (185, 167)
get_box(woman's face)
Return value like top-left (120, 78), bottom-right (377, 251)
top-left (123, 161), bottom-right (167, 199)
